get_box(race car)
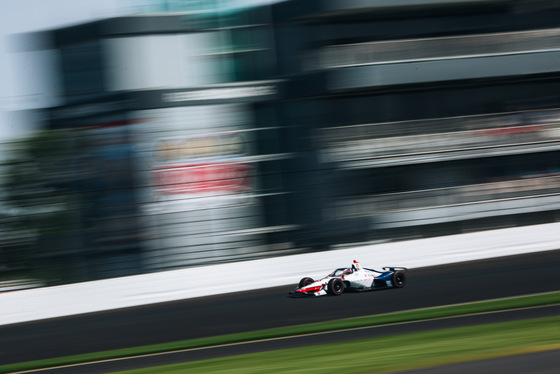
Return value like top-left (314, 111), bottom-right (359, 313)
top-left (290, 260), bottom-right (407, 297)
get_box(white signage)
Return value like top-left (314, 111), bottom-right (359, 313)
top-left (162, 86), bottom-right (276, 103)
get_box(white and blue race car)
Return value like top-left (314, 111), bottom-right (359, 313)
top-left (290, 260), bottom-right (407, 297)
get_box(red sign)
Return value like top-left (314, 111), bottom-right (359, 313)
top-left (153, 162), bottom-right (251, 194)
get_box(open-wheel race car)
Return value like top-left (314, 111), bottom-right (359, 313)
top-left (290, 260), bottom-right (407, 297)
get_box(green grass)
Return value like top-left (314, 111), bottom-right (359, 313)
top-left (1, 291), bottom-right (559, 374)
top-left (112, 317), bottom-right (560, 374)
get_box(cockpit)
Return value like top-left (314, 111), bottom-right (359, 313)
top-left (329, 268), bottom-right (355, 277)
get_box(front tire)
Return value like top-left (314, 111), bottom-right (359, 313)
top-left (298, 277), bottom-right (314, 288)
top-left (392, 271), bottom-right (407, 288)
top-left (327, 278), bottom-right (344, 295)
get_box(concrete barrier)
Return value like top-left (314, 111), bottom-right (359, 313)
top-left (1, 222), bottom-right (559, 326)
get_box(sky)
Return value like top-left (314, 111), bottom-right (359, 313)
top-left (0, 0), bottom-right (127, 143)
top-left (0, 0), bottom-right (279, 143)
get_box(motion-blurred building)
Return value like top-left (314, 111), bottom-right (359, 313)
top-left (41, 8), bottom-right (286, 278)
top-left (271, 0), bottom-right (560, 244)
top-left (21, 0), bottom-right (560, 280)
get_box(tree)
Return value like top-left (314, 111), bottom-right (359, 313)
top-left (0, 129), bottom-right (84, 283)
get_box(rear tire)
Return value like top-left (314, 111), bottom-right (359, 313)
top-left (298, 277), bottom-right (314, 288)
top-left (392, 271), bottom-right (406, 288)
top-left (327, 278), bottom-right (344, 296)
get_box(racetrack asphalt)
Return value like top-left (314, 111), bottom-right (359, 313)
top-left (12, 304), bottom-right (560, 374)
top-left (1, 249), bottom-right (559, 369)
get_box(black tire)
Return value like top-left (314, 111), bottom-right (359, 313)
top-left (298, 277), bottom-right (314, 288)
top-left (327, 278), bottom-right (344, 296)
top-left (392, 271), bottom-right (407, 288)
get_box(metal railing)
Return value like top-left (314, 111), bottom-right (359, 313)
top-left (306, 28), bottom-right (560, 70)
top-left (319, 109), bottom-right (560, 164)
top-left (319, 109), bottom-right (560, 143)
top-left (329, 174), bottom-right (560, 219)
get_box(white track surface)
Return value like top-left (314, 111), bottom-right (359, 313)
top-left (1, 222), bottom-right (559, 326)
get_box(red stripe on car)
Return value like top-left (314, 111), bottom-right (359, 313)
top-left (297, 286), bottom-right (322, 293)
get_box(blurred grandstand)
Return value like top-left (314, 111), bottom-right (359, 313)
top-left (2, 0), bottom-right (560, 284)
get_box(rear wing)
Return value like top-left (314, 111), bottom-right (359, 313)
top-left (382, 267), bottom-right (408, 272)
